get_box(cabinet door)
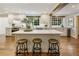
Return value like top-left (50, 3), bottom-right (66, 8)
top-left (6, 28), bottom-right (12, 36)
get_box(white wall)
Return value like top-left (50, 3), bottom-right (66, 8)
top-left (0, 17), bottom-right (9, 43)
top-left (0, 17), bottom-right (9, 35)
top-left (78, 18), bottom-right (79, 35)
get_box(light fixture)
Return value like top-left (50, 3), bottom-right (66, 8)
top-left (40, 13), bottom-right (51, 28)
top-left (71, 5), bottom-right (76, 8)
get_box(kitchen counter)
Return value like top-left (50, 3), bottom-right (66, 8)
top-left (13, 29), bottom-right (62, 52)
top-left (12, 29), bottom-right (62, 35)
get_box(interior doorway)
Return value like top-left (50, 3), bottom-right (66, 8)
top-left (78, 19), bottom-right (79, 38)
top-left (77, 16), bottom-right (79, 38)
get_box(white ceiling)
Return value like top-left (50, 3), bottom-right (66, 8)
top-left (54, 3), bottom-right (79, 16)
top-left (1, 3), bottom-right (79, 16)
top-left (0, 3), bottom-right (58, 15)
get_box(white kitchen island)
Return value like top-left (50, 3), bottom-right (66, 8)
top-left (13, 29), bottom-right (62, 52)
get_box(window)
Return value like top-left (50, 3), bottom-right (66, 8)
top-left (26, 16), bottom-right (40, 26)
top-left (51, 16), bottom-right (63, 26)
top-left (33, 17), bottom-right (39, 26)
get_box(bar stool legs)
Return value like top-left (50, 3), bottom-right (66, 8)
top-left (23, 42), bottom-right (29, 55)
top-left (32, 38), bottom-right (42, 56)
top-left (16, 39), bottom-right (28, 56)
top-left (48, 39), bottom-right (60, 56)
top-left (16, 38), bottom-right (60, 56)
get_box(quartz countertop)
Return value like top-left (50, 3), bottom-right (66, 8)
top-left (12, 29), bottom-right (63, 35)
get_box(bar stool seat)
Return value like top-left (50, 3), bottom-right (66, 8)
top-left (49, 39), bottom-right (58, 43)
top-left (33, 38), bottom-right (42, 43)
top-left (33, 47), bottom-right (41, 49)
top-left (32, 38), bottom-right (42, 56)
top-left (48, 39), bottom-right (60, 56)
top-left (16, 39), bottom-right (28, 56)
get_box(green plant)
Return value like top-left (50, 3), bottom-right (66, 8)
top-left (22, 18), bottom-right (32, 29)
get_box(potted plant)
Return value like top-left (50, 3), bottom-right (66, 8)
top-left (21, 18), bottom-right (32, 31)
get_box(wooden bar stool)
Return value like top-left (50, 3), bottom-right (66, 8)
top-left (48, 39), bottom-right (60, 56)
top-left (16, 39), bottom-right (28, 56)
top-left (32, 38), bottom-right (42, 56)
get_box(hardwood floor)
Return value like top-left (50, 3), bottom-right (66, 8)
top-left (0, 36), bottom-right (79, 56)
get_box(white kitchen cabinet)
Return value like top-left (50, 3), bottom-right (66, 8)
top-left (6, 28), bottom-right (12, 36)
top-left (52, 28), bottom-right (67, 36)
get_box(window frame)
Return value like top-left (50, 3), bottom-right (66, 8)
top-left (51, 16), bottom-right (63, 28)
top-left (26, 16), bottom-right (40, 27)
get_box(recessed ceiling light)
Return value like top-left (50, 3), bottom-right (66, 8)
top-left (71, 5), bottom-right (76, 8)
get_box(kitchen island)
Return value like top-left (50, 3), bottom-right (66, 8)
top-left (13, 29), bottom-right (62, 52)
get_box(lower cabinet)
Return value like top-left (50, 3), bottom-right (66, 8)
top-left (6, 28), bottom-right (12, 36)
top-left (52, 28), bottom-right (67, 36)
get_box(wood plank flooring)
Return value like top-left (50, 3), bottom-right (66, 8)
top-left (0, 36), bottom-right (79, 56)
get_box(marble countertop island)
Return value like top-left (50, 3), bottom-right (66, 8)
top-left (12, 29), bottom-right (62, 35)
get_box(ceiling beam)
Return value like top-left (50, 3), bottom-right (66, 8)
top-left (49, 3), bottom-right (68, 16)
top-left (53, 3), bottom-right (68, 12)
